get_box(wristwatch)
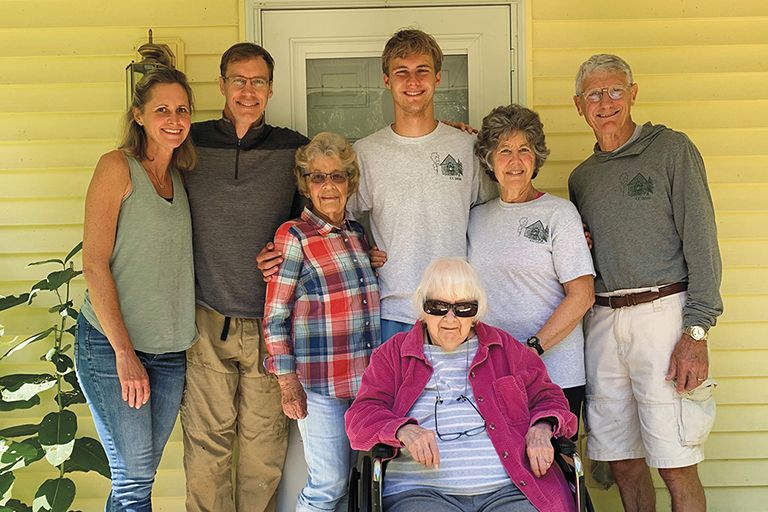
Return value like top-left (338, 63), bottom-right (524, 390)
top-left (526, 336), bottom-right (545, 355)
top-left (684, 325), bottom-right (708, 342)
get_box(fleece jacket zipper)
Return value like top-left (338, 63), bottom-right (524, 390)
top-left (234, 138), bottom-right (242, 179)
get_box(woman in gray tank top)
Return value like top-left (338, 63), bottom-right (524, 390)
top-left (76, 67), bottom-right (197, 511)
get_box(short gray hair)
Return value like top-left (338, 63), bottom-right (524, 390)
top-left (474, 104), bottom-right (550, 181)
top-left (574, 54), bottom-right (634, 95)
top-left (294, 132), bottom-right (360, 199)
top-left (413, 258), bottom-right (487, 322)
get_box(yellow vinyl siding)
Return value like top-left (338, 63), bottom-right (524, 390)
top-left (0, 1), bottom-right (239, 509)
top-left (530, 1), bottom-right (768, 509)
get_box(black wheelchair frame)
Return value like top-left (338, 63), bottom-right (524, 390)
top-left (347, 438), bottom-right (592, 512)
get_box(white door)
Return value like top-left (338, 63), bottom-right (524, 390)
top-left (261, 6), bottom-right (514, 511)
top-left (262, 5), bottom-right (514, 139)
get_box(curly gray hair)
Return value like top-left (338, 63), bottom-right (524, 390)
top-left (474, 104), bottom-right (550, 181)
top-left (574, 54), bottom-right (633, 95)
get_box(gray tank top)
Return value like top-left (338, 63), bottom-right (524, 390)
top-left (81, 155), bottom-right (197, 354)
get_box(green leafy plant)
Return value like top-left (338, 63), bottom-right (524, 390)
top-left (0, 243), bottom-right (109, 512)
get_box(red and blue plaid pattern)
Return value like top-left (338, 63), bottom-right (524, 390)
top-left (264, 207), bottom-right (381, 399)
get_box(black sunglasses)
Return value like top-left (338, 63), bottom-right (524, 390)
top-left (423, 299), bottom-right (479, 318)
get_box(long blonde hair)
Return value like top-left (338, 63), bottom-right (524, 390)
top-left (119, 67), bottom-right (196, 171)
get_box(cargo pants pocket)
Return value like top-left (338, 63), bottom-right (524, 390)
top-left (677, 378), bottom-right (717, 446)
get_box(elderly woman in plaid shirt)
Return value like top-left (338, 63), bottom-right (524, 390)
top-left (264, 131), bottom-right (382, 512)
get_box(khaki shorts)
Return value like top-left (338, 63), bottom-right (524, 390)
top-left (584, 289), bottom-right (716, 469)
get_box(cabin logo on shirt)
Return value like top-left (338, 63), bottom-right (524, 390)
top-left (431, 152), bottom-right (464, 180)
top-left (518, 218), bottom-right (549, 243)
top-left (622, 172), bottom-right (654, 199)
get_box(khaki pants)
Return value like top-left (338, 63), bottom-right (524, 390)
top-left (182, 306), bottom-right (289, 512)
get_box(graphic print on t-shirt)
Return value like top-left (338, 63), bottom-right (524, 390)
top-left (622, 172), bottom-right (654, 199)
top-left (430, 152), bottom-right (464, 180)
top-left (517, 217), bottom-right (549, 243)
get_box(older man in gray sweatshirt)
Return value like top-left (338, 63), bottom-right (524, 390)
top-left (568, 54), bottom-right (722, 512)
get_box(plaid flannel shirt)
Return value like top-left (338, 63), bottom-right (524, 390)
top-left (264, 207), bottom-right (381, 399)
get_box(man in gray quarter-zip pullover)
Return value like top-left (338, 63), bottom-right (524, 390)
top-left (569, 54), bottom-right (722, 512)
top-left (181, 42), bottom-right (308, 512)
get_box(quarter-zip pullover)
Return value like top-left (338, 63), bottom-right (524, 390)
top-left (185, 116), bottom-right (309, 318)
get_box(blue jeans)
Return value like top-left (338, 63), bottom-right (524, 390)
top-left (75, 314), bottom-right (186, 512)
top-left (296, 390), bottom-right (355, 512)
top-left (380, 319), bottom-right (412, 343)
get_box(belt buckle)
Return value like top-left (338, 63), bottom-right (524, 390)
top-left (607, 295), bottom-right (617, 309)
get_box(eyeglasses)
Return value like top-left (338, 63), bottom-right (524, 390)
top-left (423, 300), bottom-right (479, 318)
top-left (302, 171), bottom-right (351, 184)
top-left (580, 84), bottom-right (633, 103)
top-left (434, 394), bottom-right (487, 441)
top-left (224, 75), bottom-right (271, 90)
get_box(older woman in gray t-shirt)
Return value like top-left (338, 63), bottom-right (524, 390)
top-left (468, 104), bottom-right (595, 423)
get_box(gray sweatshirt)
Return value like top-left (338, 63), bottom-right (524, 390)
top-left (568, 122), bottom-right (723, 329)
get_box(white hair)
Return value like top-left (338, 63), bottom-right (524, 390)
top-left (575, 53), bottom-right (634, 95)
top-left (412, 257), bottom-right (487, 322)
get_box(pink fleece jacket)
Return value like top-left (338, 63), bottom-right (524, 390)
top-left (344, 321), bottom-right (578, 512)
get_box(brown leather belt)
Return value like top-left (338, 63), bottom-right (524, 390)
top-left (595, 282), bottom-right (687, 309)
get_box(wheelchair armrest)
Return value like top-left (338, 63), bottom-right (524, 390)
top-left (371, 443), bottom-right (398, 460)
top-left (553, 436), bottom-right (577, 456)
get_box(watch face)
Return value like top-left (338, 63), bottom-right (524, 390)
top-left (689, 326), bottom-right (706, 340)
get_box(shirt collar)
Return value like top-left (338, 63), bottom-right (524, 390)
top-left (300, 206), bottom-right (349, 236)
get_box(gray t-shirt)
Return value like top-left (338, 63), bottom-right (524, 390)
top-left (468, 194), bottom-right (594, 388)
top-left (349, 123), bottom-right (496, 323)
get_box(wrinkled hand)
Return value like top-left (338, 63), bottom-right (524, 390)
top-left (440, 120), bottom-right (478, 134)
top-left (525, 422), bottom-right (554, 478)
top-left (583, 224), bottom-right (593, 250)
top-left (115, 350), bottom-right (150, 409)
top-left (256, 242), bottom-right (283, 282)
top-left (277, 373), bottom-right (308, 419)
top-left (396, 424), bottom-right (440, 469)
top-left (368, 246), bottom-right (387, 269)
top-left (666, 334), bottom-right (709, 393)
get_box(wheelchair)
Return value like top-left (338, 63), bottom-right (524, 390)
top-left (347, 437), bottom-right (593, 512)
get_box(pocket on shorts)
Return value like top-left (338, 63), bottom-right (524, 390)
top-left (677, 378), bottom-right (717, 446)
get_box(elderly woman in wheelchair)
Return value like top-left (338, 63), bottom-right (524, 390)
top-left (345, 258), bottom-right (578, 512)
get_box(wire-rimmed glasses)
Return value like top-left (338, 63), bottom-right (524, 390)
top-left (434, 394), bottom-right (487, 441)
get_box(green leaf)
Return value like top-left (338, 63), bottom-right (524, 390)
top-left (62, 438), bottom-right (110, 479)
top-left (47, 302), bottom-right (72, 315)
top-left (0, 472), bottom-right (14, 505)
top-left (0, 424), bottom-right (39, 438)
top-left (64, 326), bottom-right (76, 339)
top-left (1, 328), bottom-right (55, 360)
top-left (32, 478), bottom-right (75, 512)
top-left (29, 279), bottom-right (50, 294)
top-left (63, 243), bottom-right (82, 265)
top-left (0, 295), bottom-right (30, 312)
top-left (26, 259), bottom-right (63, 267)
top-left (42, 270), bottom-right (82, 293)
top-left (0, 375), bottom-right (56, 402)
top-left (64, 308), bottom-right (78, 320)
top-left (54, 390), bottom-right (85, 409)
top-left (38, 411), bottom-right (77, 448)
top-left (0, 499), bottom-right (32, 512)
top-left (59, 344), bottom-right (72, 354)
top-left (0, 439), bottom-right (43, 475)
top-left (0, 396), bottom-right (39, 412)
top-left (49, 354), bottom-right (74, 376)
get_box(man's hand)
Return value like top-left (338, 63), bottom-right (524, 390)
top-left (115, 350), bottom-right (150, 409)
top-left (396, 424), bottom-right (440, 469)
top-left (368, 246), bottom-right (387, 269)
top-left (525, 422), bottom-right (554, 477)
top-left (256, 242), bottom-right (283, 282)
top-left (440, 120), bottom-right (478, 134)
top-left (666, 334), bottom-right (709, 393)
top-left (582, 223), bottom-right (593, 250)
top-left (277, 373), bottom-right (308, 419)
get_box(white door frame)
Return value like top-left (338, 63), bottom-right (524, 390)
top-left (244, 0), bottom-right (526, 104)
